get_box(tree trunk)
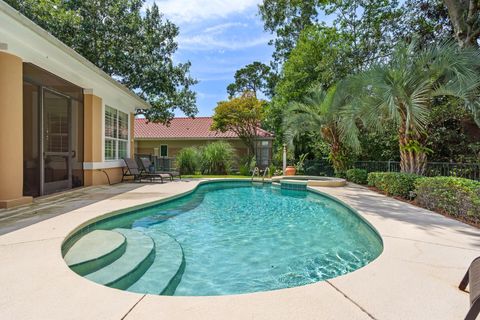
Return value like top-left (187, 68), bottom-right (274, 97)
top-left (398, 122), bottom-right (427, 175)
top-left (443, 0), bottom-right (480, 47)
top-left (323, 126), bottom-right (347, 174)
top-left (330, 141), bottom-right (348, 173)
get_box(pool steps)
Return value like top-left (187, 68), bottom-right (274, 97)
top-left (64, 230), bottom-right (127, 275)
top-left (84, 228), bottom-right (155, 289)
top-left (64, 228), bottom-right (185, 295)
top-left (127, 230), bottom-right (185, 295)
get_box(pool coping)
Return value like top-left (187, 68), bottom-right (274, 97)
top-left (0, 179), bottom-right (479, 320)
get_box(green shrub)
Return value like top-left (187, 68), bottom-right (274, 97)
top-left (415, 177), bottom-right (480, 222)
top-left (200, 141), bottom-right (235, 174)
top-left (367, 172), bottom-right (381, 187)
top-left (238, 156), bottom-right (256, 176)
top-left (239, 164), bottom-right (250, 176)
top-left (346, 169), bottom-right (368, 184)
top-left (334, 170), bottom-right (347, 179)
top-left (176, 147), bottom-right (200, 174)
top-left (367, 172), bottom-right (420, 198)
top-left (268, 164), bottom-right (276, 177)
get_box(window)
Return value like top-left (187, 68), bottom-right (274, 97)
top-left (105, 106), bottom-right (129, 160)
top-left (160, 145), bottom-right (168, 157)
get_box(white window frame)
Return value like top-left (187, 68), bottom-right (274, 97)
top-left (160, 144), bottom-right (168, 157)
top-left (104, 105), bottom-right (129, 161)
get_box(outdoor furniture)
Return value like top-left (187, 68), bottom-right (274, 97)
top-left (137, 157), bottom-right (181, 180)
top-left (459, 256), bottom-right (480, 320)
top-left (122, 158), bottom-right (167, 183)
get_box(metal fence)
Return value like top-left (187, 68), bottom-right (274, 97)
top-left (136, 154), bottom-right (175, 171)
top-left (304, 159), bottom-right (335, 177)
top-left (304, 159), bottom-right (480, 181)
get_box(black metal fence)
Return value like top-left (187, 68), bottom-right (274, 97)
top-left (136, 154), bottom-right (175, 171)
top-left (304, 159), bottom-right (480, 181)
top-left (304, 159), bottom-right (335, 177)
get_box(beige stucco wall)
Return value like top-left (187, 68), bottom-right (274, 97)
top-left (136, 139), bottom-right (250, 160)
top-left (84, 167), bottom-right (124, 186)
top-left (0, 52), bottom-right (32, 208)
top-left (130, 113), bottom-right (135, 158)
top-left (83, 93), bottom-right (103, 187)
top-left (83, 94), bottom-right (103, 163)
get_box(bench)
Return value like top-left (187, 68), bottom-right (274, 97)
top-left (459, 256), bottom-right (480, 320)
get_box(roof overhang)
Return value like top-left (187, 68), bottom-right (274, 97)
top-left (0, 0), bottom-right (150, 112)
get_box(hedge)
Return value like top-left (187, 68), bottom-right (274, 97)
top-left (414, 177), bottom-right (480, 222)
top-left (346, 169), bottom-right (368, 185)
top-left (367, 172), bottom-right (420, 198)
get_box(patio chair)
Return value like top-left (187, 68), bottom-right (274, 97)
top-left (459, 256), bottom-right (480, 320)
top-left (137, 157), bottom-right (181, 180)
top-left (122, 157), bottom-right (167, 183)
top-left (137, 157), bottom-right (173, 181)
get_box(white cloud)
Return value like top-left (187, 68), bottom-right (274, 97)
top-left (204, 22), bottom-right (248, 34)
top-left (196, 91), bottom-right (225, 99)
top-left (148, 0), bottom-right (261, 23)
top-left (179, 33), bottom-right (271, 51)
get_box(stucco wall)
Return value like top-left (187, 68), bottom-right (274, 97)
top-left (0, 52), bottom-right (32, 208)
top-left (84, 94), bottom-right (103, 163)
top-left (84, 167), bottom-right (124, 186)
top-left (136, 139), bottom-right (250, 160)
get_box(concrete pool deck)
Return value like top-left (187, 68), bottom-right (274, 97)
top-left (0, 180), bottom-right (478, 319)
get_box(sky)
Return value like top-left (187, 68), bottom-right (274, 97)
top-left (146, 0), bottom-right (274, 117)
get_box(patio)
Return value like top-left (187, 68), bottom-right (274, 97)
top-left (0, 180), bottom-right (479, 319)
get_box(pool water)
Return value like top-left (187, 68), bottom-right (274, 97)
top-left (73, 181), bottom-right (383, 296)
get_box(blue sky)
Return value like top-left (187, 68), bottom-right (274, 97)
top-left (148, 0), bottom-right (274, 116)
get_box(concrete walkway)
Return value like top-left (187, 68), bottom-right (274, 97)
top-left (0, 180), bottom-right (478, 320)
top-left (0, 184), bottom-right (145, 235)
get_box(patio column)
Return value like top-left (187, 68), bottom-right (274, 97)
top-left (130, 113), bottom-right (135, 158)
top-left (0, 52), bottom-right (32, 208)
top-left (83, 93), bottom-right (103, 186)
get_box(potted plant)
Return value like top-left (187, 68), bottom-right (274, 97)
top-left (284, 165), bottom-right (296, 176)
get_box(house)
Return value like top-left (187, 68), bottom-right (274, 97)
top-left (0, 1), bottom-right (149, 208)
top-left (134, 117), bottom-right (274, 169)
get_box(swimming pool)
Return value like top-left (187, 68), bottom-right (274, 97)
top-left (63, 180), bottom-right (383, 296)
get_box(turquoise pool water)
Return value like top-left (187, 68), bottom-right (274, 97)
top-left (69, 181), bottom-right (382, 296)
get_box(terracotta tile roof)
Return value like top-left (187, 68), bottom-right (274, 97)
top-left (134, 117), bottom-right (274, 140)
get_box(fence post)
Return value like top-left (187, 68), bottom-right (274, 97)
top-left (388, 160), bottom-right (391, 172)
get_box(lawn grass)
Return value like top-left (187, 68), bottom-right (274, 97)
top-left (181, 174), bottom-right (251, 179)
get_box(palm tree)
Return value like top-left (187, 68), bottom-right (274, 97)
top-left (283, 85), bottom-right (360, 173)
top-left (354, 40), bottom-right (480, 175)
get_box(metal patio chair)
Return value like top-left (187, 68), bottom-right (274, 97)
top-left (122, 157), bottom-right (167, 183)
top-left (137, 157), bottom-right (181, 181)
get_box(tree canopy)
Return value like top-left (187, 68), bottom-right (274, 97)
top-left (283, 85), bottom-right (359, 172)
top-left (350, 39), bottom-right (480, 173)
top-left (259, 0), bottom-right (403, 67)
top-left (211, 94), bottom-right (267, 156)
top-left (6, 0), bottom-right (197, 122)
top-left (226, 62), bottom-right (273, 98)
top-left (254, 0), bottom-right (480, 170)
top-left (443, 0), bottom-right (480, 47)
